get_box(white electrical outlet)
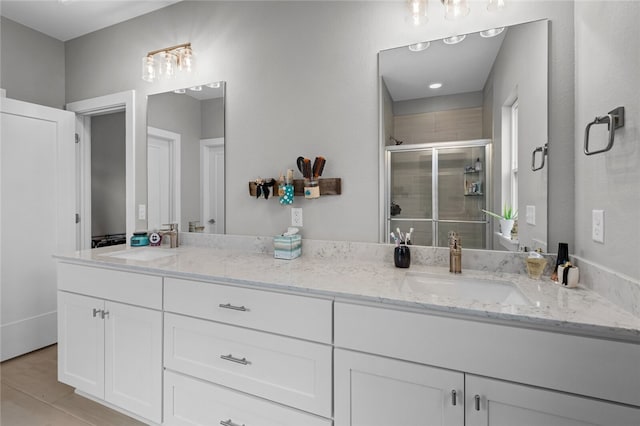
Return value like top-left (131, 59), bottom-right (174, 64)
top-left (291, 208), bottom-right (303, 227)
top-left (138, 204), bottom-right (146, 220)
top-left (592, 209), bottom-right (604, 243)
top-left (526, 205), bottom-right (536, 225)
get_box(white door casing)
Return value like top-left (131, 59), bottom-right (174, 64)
top-left (200, 138), bottom-right (224, 234)
top-left (1, 97), bottom-right (75, 361)
top-left (147, 126), bottom-right (181, 232)
top-left (66, 90), bottom-right (135, 249)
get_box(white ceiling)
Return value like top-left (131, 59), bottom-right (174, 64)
top-left (380, 29), bottom-right (507, 102)
top-left (0, 0), bottom-right (182, 41)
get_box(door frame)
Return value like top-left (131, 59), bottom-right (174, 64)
top-left (200, 138), bottom-right (225, 234)
top-left (66, 91), bottom-right (135, 249)
top-left (147, 126), bottom-right (181, 229)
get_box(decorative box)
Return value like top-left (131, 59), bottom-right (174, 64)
top-left (273, 234), bottom-right (302, 260)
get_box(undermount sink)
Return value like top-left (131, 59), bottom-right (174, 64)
top-left (404, 272), bottom-right (531, 306)
top-left (103, 248), bottom-right (177, 261)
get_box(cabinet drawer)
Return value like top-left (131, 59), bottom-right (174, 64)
top-left (164, 370), bottom-right (332, 426)
top-left (57, 263), bottom-right (162, 309)
top-left (335, 302), bottom-right (640, 407)
top-left (164, 277), bottom-right (332, 343)
top-left (164, 313), bottom-right (332, 417)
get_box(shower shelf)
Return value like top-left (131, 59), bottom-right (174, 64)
top-left (249, 178), bottom-right (342, 198)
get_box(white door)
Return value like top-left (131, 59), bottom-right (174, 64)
top-left (466, 375), bottom-right (640, 426)
top-left (104, 301), bottom-right (162, 424)
top-left (334, 349), bottom-right (464, 426)
top-left (201, 138), bottom-right (224, 234)
top-left (147, 127), bottom-right (180, 232)
top-left (57, 291), bottom-right (105, 398)
top-left (1, 98), bottom-right (75, 361)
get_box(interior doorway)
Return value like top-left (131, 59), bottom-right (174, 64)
top-left (66, 91), bottom-right (135, 250)
top-left (200, 138), bottom-right (225, 234)
top-left (147, 126), bottom-right (181, 232)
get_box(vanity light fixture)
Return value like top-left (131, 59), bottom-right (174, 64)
top-left (407, 0), bottom-right (505, 26)
top-left (189, 85), bottom-right (203, 92)
top-left (480, 27), bottom-right (505, 38)
top-left (206, 82), bottom-right (221, 89)
top-left (443, 34), bottom-right (466, 45)
top-left (408, 41), bottom-right (431, 52)
top-left (429, 82), bottom-right (443, 89)
top-left (173, 88), bottom-right (186, 94)
top-left (141, 42), bottom-right (194, 83)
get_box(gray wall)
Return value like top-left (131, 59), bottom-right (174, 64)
top-left (574, 2), bottom-right (640, 280)
top-left (484, 20), bottom-right (549, 252)
top-left (91, 112), bottom-right (126, 236)
top-left (62, 0), bottom-right (575, 243)
top-left (0, 17), bottom-right (65, 108)
top-left (147, 92), bottom-right (202, 232)
top-left (394, 91), bottom-right (484, 117)
top-left (201, 97), bottom-right (224, 139)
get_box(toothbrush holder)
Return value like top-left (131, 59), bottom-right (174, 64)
top-left (394, 245), bottom-right (411, 268)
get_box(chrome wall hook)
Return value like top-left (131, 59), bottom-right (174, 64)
top-left (584, 106), bottom-right (625, 156)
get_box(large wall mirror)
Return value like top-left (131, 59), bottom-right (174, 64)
top-left (147, 82), bottom-right (225, 234)
top-left (380, 19), bottom-right (548, 252)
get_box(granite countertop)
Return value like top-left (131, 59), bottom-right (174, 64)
top-left (55, 244), bottom-right (640, 343)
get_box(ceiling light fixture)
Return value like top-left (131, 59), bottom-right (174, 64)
top-left (407, 0), bottom-right (505, 26)
top-left (141, 42), bottom-right (194, 83)
top-left (480, 27), bottom-right (505, 38)
top-left (443, 35), bottom-right (466, 45)
top-left (408, 41), bottom-right (431, 52)
top-left (429, 83), bottom-right (443, 89)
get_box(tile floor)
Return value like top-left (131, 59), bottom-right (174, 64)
top-left (0, 345), bottom-right (145, 426)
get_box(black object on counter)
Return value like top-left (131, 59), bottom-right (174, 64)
top-left (394, 245), bottom-right (411, 268)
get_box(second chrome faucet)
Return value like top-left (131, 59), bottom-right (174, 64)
top-left (160, 223), bottom-right (179, 248)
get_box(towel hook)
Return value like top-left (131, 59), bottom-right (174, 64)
top-left (584, 106), bottom-right (625, 156)
top-left (531, 143), bottom-right (548, 171)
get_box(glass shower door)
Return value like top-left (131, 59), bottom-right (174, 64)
top-left (388, 150), bottom-right (433, 246)
top-left (436, 147), bottom-right (487, 249)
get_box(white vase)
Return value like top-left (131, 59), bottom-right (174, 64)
top-left (499, 219), bottom-right (515, 239)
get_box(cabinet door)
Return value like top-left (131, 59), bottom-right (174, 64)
top-left (466, 375), bottom-right (640, 426)
top-left (57, 291), bottom-right (105, 398)
top-left (104, 301), bottom-right (162, 424)
top-left (334, 349), bottom-right (463, 426)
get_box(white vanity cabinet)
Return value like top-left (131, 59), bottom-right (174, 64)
top-left (334, 301), bottom-right (640, 426)
top-left (162, 277), bottom-right (333, 426)
top-left (57, 263), bottom-right (163, 424)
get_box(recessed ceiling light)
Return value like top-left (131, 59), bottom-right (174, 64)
top-left (408, 41), bottom-right (430, 52)
top-left (443, 34), bottom-right (466, 45)
top-left (429, 83), bottom-right (443, 89)
top-left (480, 27), bottom-right (505, 38)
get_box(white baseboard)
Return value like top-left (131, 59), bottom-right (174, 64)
top-left (1, 311), bottom-right (57, 361)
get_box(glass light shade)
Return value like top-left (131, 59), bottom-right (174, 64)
top-left (487, 0), bottom-right (506, 12)
top-left (189, 85), bottom-right (202, 92)
top-left (407, 0), bottom-right (428, 26)
top-left (408, 41), bottom-right (430, 52)
top-left (141, 56), bottom-right (155, 82)
top-left (179, 46), bottom-right (194, 72)
top-left (443, 0), bottom-right (470, 20)
top-left (159, 52), bottom-right (177, 79)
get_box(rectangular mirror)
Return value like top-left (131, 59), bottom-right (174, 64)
top-left (147, 82), bottom-right (225, 234)
top-left (380, 20), bottom-right (548, 252)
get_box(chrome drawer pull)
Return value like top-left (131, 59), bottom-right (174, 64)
top-left (451, 390), bottom-right (457, 406)
top-left (220, 354), bottom-right (249, 365)
top-left (218, 303), bottom-right (248, 312)
top-left (474, 394), bottom-right (481, 411)
top-left (220, 419), bottom-right (245, 426)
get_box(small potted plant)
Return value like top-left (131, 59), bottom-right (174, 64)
top-left (482, 205), bottom-right (518, 239)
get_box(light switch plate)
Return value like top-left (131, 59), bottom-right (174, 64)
top-left (138, 204), bottom-right (146, 220)
top-left (526, 205), bottom-right (536, 225)
top-left (592, 210), bottom-right (604, 243)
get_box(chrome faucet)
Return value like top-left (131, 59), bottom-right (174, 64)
top-left (160, 223), bottom-right (179, 248)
